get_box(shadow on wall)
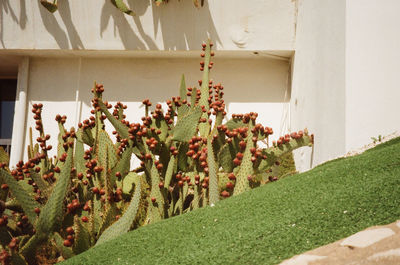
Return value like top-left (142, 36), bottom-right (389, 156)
top-left (27, 57), bottom-right (290, 104)
top-left (100, 0), bottom-right (153, 50)
top-left (22, 0), bottom-right (220, 50)
top-left (0, 0), bottom-right (27, 47)
top-left (99, 0), bottom-right (221, 50)
top-left (149, 0), bottom-right (221, 50)
top-left (38, 0), bottom-right (84, 49)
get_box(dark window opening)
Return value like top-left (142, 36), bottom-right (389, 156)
top-left (0, 79), bottom-right (17, 155)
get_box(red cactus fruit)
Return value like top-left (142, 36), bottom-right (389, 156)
top-left (233, 158), bottom-right (241, 166)
top-left (66, 227), bottom-right (74, 235)
top-left (8, 238), bottom-right (18, 249)
top-left (63, 240), bottom-right (72, 247)
top-left (221, 191), bottom-right (230, 198)
top-left (226, 182), bottom-right (234, 189)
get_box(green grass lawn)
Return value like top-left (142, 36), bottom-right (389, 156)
top-left (64, 138), bottom-right (400, 265)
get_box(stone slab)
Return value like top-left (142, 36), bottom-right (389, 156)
top-left (367, 248), bottom-right (400, 261)
top-left (340, 228), bottom-right (395, 248)
top-left (280, 254), bottom-right (327, 265)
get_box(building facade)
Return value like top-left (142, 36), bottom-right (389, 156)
top-left (0, 0), bottom-right (399, 171)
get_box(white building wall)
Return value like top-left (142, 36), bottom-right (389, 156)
top-left (0, 0), bottom-right (297, 51)
top-left (23, 56), bottom-right (291, 161)
top-left (0, 0), bottom-right (298, 166)
top-left (345, 0), bottom-right (400, 152)
top-left (5, 0), bottom-right (399, 171)
top-left (290, 0), bottom-right (346, 171)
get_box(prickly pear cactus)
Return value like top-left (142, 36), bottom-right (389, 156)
top-left (0, 40), bottom-right (313, 264)
top-left (92, 39), bottom-right (313, 217)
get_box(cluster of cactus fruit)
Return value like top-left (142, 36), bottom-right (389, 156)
top-left (40, 0), bottom-right (204, 15)
top-left (0, 40), bottom-right (312, 264)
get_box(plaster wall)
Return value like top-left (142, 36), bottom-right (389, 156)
top-left (345, 0), bottom-right (400, 152)
top-left (23, 56), bottom-right (291, 161)
top-left (0, 0), bottom-right (296, 51)
top-left (290, 0), bottom-right (346, 171)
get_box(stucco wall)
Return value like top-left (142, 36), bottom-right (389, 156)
top-left (23, 55), bottom-right (291, 161)
top-left (292, 0), bottom-right (400, 170)
top-left (7, 0), bottom-right (400, 171)
top-left (291, 0), bottom-right (346, 171)
top-left (0, 0), bottom-right (296, 51)
top-left (345, 0), bottom-right (400, 152)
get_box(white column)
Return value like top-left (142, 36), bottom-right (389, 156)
top-left (73, 57), bottom-right (82, 128)
top-left (9, 57), bottom-right (29, 168)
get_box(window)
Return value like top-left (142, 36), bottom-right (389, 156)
top-left (0, 79), bottom-right (17, 154)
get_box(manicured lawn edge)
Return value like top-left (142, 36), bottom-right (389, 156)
top-left (63, 138), bottom-right (400, 265)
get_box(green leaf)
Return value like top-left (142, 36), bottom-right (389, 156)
top-left (225, 118), bottom-right (246, 131)
top-left (177, 143), bottom-right (189, 171)
top-left (164, 156), bottom-right (176, 188)
top-left (110, 0), bottom-right (135, 16)
top-left (152, 117), bottom-right (169, 142)
top-left (172, 107), bottom-right (202, 142)
top-left (198, 39), bottom-right (212, 137)
top-left (177, 104), bottom-right (190, 122)
top-left (179, 74), bottom-right (187, 101)
top-left (75, 130), bottom-right (86, 175)
top-left (36, 143), bottom-right (73, 237)
top-left (207, 136), bottom-right (219, 205)
top-left (57, 122), bottom-right (67, 159)
top-left (96, 178), bottom-right (142, 246)
top-left (233, 127), bottom-right (255, 196)
top-left (143, 138), bottom-right (164, 224)
top-left (111, 144), bottom-right (133, 179)
top-left (0, 169), bottom-right (39, 224)
top-left (40, 0), bottom-right (58, 13)
top-left (20, 235), bottom-right (42, 261)
top-left (218, 143), bottom-right (235, 172)
top-left (97, 203), bottom-right (118, 237)
top-left (257, 135), bottom-right (313, 172)
top-left (0, 147), bottom-right (9, 164)
top-left (52, 232), bottom-right (75, 259)
top-left (122, 172), bottom-right (139, 195)
top-left (30, 172), bottom-right (49, 197)
top-left (72, 216), bottom-right (91, 254)
top-left (97, 100), bottom-right (129, 139)
top-left (190, 87), bottom-right (197, 108)
top-left (81, 127), bottom-right (94, 147)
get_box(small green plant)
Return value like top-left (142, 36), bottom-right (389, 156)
top-left (0, 40), bottom-right (312, 264)
top-left (371, 135), bottom-right (382, 144)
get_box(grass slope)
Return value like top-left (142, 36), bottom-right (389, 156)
top-left (64, 138), bottom-right (400, 265)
